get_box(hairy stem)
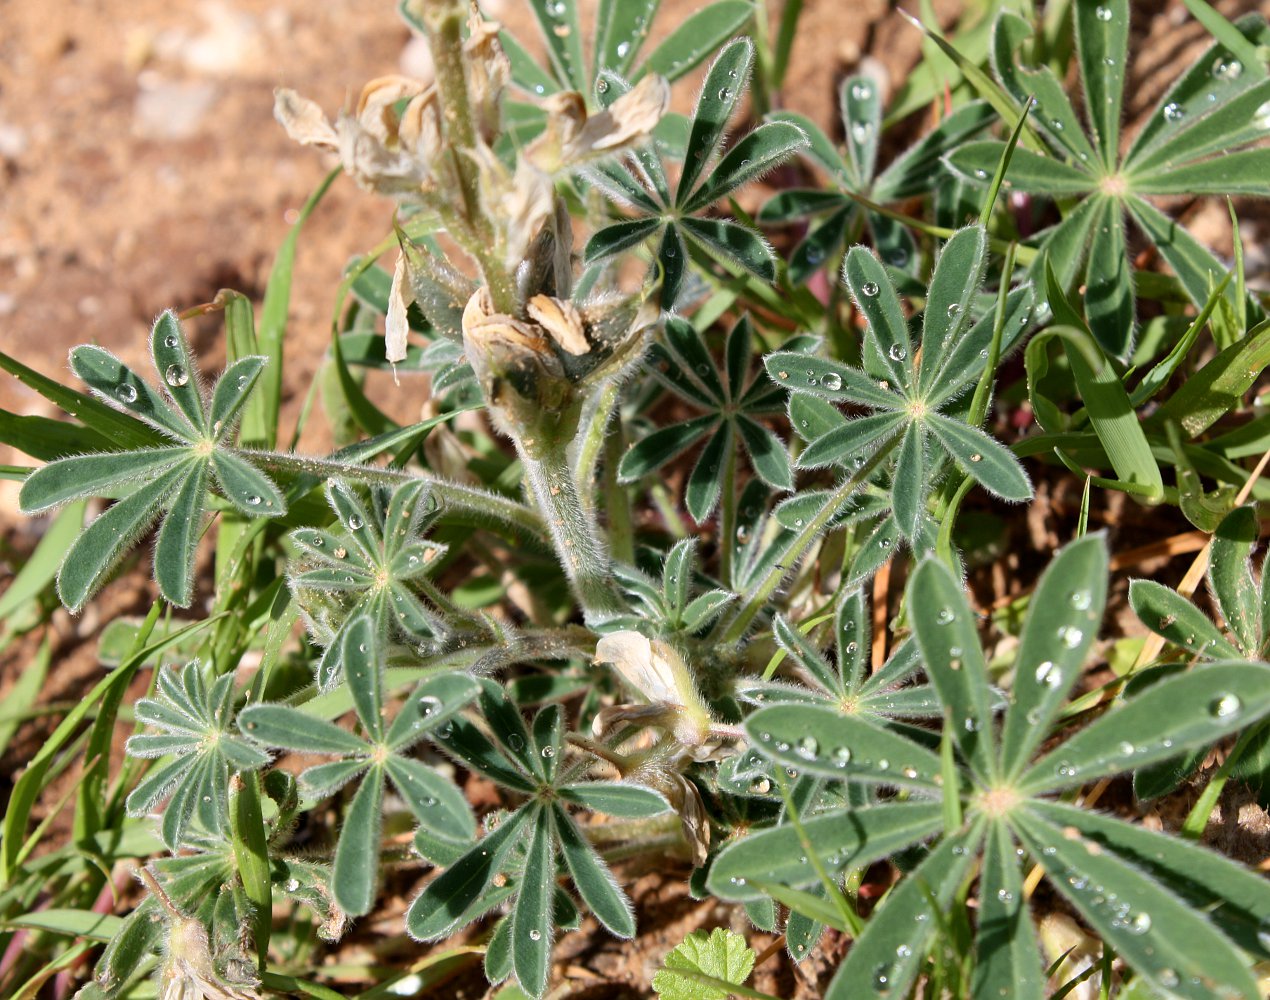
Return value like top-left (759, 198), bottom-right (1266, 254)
top-left (408, 0), bottom-right (519, 314)
top-left (241, 450), bottom-right (544, 540)
top-left (518, 437), bottom-right (626, 624)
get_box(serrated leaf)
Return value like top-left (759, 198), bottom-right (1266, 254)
top-left (652, 927), bottom-right (755, 1000)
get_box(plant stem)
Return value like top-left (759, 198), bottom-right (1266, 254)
top-left (517, 437), bottom-right (626, 624)
top-left (719, 442), bottom-right (738, 587)
top-left (717, 435), bottom-right (901, 643)
top-left (242, 450), bottom-right (545, 540)
top-left (409, 0), bottom-right (519, 314)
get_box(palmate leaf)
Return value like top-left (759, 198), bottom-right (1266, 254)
top-left (18, 311), bottom-right (283, 610)
top-left (620, 316), bottom-right (793, 521)
top-left (289, 479), bottom-right (451, 688)
top-left (1021, 661), bottom-right (1270, 795)
top-left (585, 38), bottom-right (805, 306)
top-left (503, 0), bottom-right (752, 100)
top-left (238, 625), bottom-right (478, 915)
top-left (124, 663), bottom-right (269, 850)
top-left (1015, 808), bottom-right (1261, 1000)
top-left (764, 226), bottom-right (1031, 552)
top-left (760, 75), bottom-right (994, 284)
top-left (718, 535), bottom-right (1270, 996)
top-left (823, 822), bottom-right (985, 1000)
top-left (950, 3), bottom-right (1270, 357)
top-left (405, 682), bottom-right (656, 992)
top-left (706, 802), bottom-right (944, 903)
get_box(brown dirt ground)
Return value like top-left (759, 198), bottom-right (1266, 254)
top-left (2, 1), bottom-right (1270, 997)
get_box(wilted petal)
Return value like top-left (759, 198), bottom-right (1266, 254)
top-left (273, 88), bottom-right (337, 149)
top-left (465, 12), bottom-right (509, 141)
top-left (501, 158), bottom-right (554, 268)
top-left (526, 74), bottom-right (670, 173)
top-left (356, 75), bottom-right (429, 143)
top-left (526, 295), bottom-right (588, 356)
top-left (336, 113), bottom-right (429, 196)
top-left (385, 253), bottom-right (413, 365)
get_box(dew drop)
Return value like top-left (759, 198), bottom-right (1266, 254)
top-left (850, 82), bottom-right (872, 101)
top-left (717, 87), bottom-right (732, 101)
top-left (1035, 661), bottom-right (1061, 688)
top-left (1056, 761), bottom-right (1077, 778)
top-left (508, 734), bottom-right (525, 751)
top-left (1129, 912), bottom-right (1151, 934)
top-left (246, 494), bottom-right (262, 506)
top-left (823, 371), bottom-right (843, 391)
top-left (887, 344), bottom-right (907, 362)
top-left (946, 303), bottom-right (960, 318)
top-left (1069, 589), bottom-right (1092, 611)
top-left (969, 453), bottom-right (982, 463)
top-left (796, 736), bottom-right (819, 760)
top-left (285, 878), bottom-right (300, 891)
top-left (974, 168), bottom-right (989, 180)
top-left (1050, 118), bottom-right (1065, 132)
top-left (1058, 625), bottom-right (1083, 649)
top-left (528, 929), bottom-right (542, 941)
top-left (1211, 56), bottom-right (1242, 81)
top-left (1095, 5), bottom-right (1112, 20)
top-left (541, 745), bottom-right (556, 758)
top-left (861, 281), bottom-right (879, 298)
top-left (418, 695), bottom-right (441, 717)
top-left (1210, 693), bottom-right (1241, 718)
top-left (347, 515), bottom-right (364, 530)
top-left (936, 607), bottom-right (956, 625)
top-left (615, 40), bottom-right (630, 58)
top-left (595, 77), bottom-right (609, 95)
top-left (1159, 969), bottom-right (1179, 988)
top-left (116, 384), bottom-right (138, 403)
top-left (850, 121), bottom-right (873, 144)
top-left (1255, 100), bottom-right (1270, 130)
top-left (165, 365), bottom-right (188, 387)
top-left (832, 746), bottom-right (852, 767)
top-left (1163, 101), bottom-right (1185, 122)
top-left (997, 888), bottom-right (1014, 904)
top-left (1118, 741), bottom-right (1135, 756)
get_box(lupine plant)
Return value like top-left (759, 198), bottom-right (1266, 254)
top-left (4, 1), bottom-right (1270, 999)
